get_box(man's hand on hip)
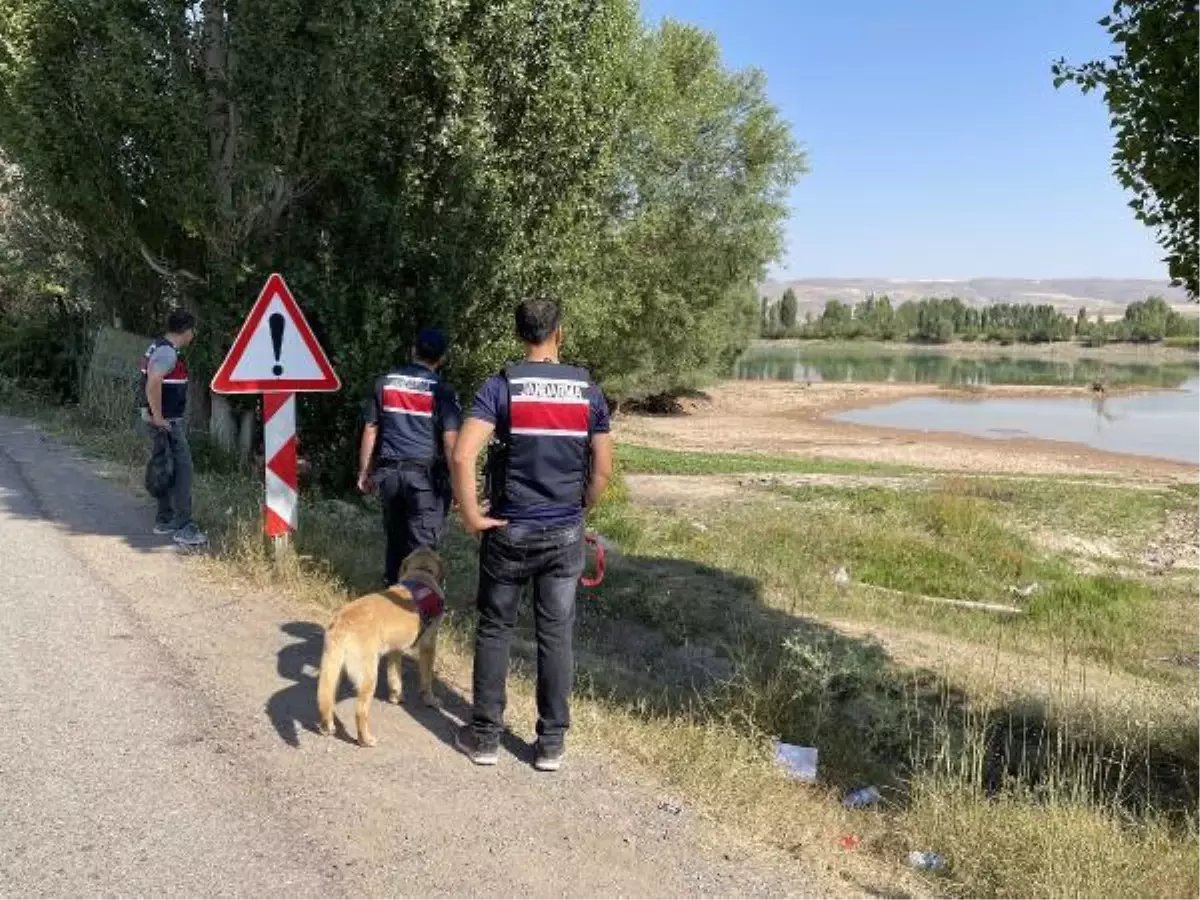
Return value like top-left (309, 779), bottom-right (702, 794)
top-left (463, 512), bottom-right (507, 537)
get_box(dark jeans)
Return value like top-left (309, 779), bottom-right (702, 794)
top-left (374, 462), bottom-right (450, 584)
top-left (140, 417), bottom-right (193, 527)
top-left (471, 521), bottom-right (584, 750)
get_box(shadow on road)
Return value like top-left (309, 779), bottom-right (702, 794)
top-left (265, 621), bottom-right (533, 763)
top-left (0, 418), bottom-right (184, 555)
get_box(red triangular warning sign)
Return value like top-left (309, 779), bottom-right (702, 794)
top-left (211, 273), bottom-right (340, 394)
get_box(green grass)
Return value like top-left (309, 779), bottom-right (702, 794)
top-left (1164, 335), bottom-right (1200, 351)
top-left (620, 476), bottom-right (1169, 667)
top-left (618, 443), bottom-right (912, 476)
top-left (943, 475), bottom-right (1179, 545)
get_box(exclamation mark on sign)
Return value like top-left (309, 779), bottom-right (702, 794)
top-left (269, 313), bottom-right (285, 376)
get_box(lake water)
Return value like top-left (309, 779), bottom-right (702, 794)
top-left (736, 344), bottom-right (1199, 390)
top-left (837, 378), bottom-right (1199, 464)
top-left (735, 345), bottom-right (1200, 463)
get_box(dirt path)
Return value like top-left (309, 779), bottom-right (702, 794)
top-left (0, 415), bottom-right (823, 899)
top-left (617, 381), bottom-right (1197, 481)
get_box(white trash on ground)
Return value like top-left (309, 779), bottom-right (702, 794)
top-left (908, 850), bottom-right (948, 872)
top-left (773, 741), bottom-right (818, 782)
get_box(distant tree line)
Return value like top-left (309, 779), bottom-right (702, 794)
top-left (761, 290), bottom-right (1198, 346)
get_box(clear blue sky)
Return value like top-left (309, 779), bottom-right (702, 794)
top-left (640, 0), bottom-right (1168, 280)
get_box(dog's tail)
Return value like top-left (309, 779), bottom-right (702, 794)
top-left (316, 624), bottom-right (345, 730)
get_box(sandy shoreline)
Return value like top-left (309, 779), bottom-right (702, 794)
top-left (616, 380), bottom-right (1198, 481)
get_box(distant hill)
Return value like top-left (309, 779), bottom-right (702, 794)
top-left (759, 278), bottom-right (1194, 316)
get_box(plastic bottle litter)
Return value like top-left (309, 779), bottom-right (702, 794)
top-left (908, 850), bottom-right (948, 873)
top-left (842, 786), bottom-right (882, 809)
top-left (772, 741), bottom-right (818, 783)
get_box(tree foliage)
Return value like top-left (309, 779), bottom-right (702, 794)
top-left (778, 288), bottom-right (797, 330)
top-left (0, 1), bottom-right (802, 483)
top-left (0, 154), bottom-right (93, 399)
top-left (763, 293), bottom-right (1197, 346)
top-left (1122, 295), bottom-right (1190, 343)
top-left (1053, 0), bottom-right (1200, 297)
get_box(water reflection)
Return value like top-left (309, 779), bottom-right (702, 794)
top-left (836, 378), bottom-right (1200, 464)
top-left (736, 346), bottom-right (1199, 390)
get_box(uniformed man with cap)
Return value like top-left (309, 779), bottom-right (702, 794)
top-left (450, 297), bottom-right (614, 773)
top-left (137, 308), bottom-right (207, 547)
top-left (358, 327), bottom-right (462, 586)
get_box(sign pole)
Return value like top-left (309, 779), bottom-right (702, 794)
top-left (210, 273), bottom-right (339, 572)
top-left (263, 391), bottom-right (298, 560)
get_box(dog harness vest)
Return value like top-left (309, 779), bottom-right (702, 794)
top-left (485, 361), bottom-right (593, 511)
top-left (397, 578), bottom-right (444, 643)
top-left (137, 337), bottom-right (189, 420)
top-left (375, 363), bottom-right (452, 465)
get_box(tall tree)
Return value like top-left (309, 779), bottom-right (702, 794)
top-left (1053, 0), bottom-right (1200, 297)
top-left (565, 20), bottom-right (804, 398)
top-left (779, 287), bottom-right (798, 330)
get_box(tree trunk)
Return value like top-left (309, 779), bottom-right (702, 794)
top-left (237, 406), bottom-right (256, 465)
top-left (209, 392), bottom-right (239, 453)
top-left (202, 0), bottom-right (241, 456)
top-left (209, 395), bottom-right (256, 466)
top-left (203, 0), bottom-right (235, 244)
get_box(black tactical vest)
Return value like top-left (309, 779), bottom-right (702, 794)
top-left (486, 361), bottom-right (593, 511)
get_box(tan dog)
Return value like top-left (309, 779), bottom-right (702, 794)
top-left (316, 547), bottom-right (446, 747)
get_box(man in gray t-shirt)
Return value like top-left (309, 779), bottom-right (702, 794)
top-left (137, 309), bottom-right (206, 547)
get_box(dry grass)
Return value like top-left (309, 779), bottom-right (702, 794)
top-left (903, 781), bottom-right (1198, 898)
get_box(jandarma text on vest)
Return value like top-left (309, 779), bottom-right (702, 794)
top-left (509, 376), bottom-right (587, 402)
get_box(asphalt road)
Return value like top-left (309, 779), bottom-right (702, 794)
top-left (0, 415), bottom-right (814, 899)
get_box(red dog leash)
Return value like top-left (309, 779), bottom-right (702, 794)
top-left (580, 533), bottom-right (606, 588)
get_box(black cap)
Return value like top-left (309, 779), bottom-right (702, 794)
top-left (414, 327), bottom-right (447, 362)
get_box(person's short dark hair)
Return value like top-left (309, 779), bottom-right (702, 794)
top-left (514, 298), bottom-right (561, 345)
top-left (414, 327), bottom-right (448, 363)
top-left (167, 309), bottom-right (196, 334)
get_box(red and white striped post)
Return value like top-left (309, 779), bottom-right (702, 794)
top-left (210, 274), bottom-right (340, 565)
top-left (263, 392), bottom-right (298, 552)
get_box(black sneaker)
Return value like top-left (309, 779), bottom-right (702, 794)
top-left (534, 742), bottom-right (565, 772)
top-left (172, 522), bottom-right (208, 547)
top-left (153, 517), bottom-right (176, 535)
top-left (455, 725), bottom-right (499, 766)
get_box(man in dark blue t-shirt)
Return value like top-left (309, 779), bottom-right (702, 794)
top-left (358, 327), bottom-right (462, 586)
top-left (451, 298), bottom-right (613, 772)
